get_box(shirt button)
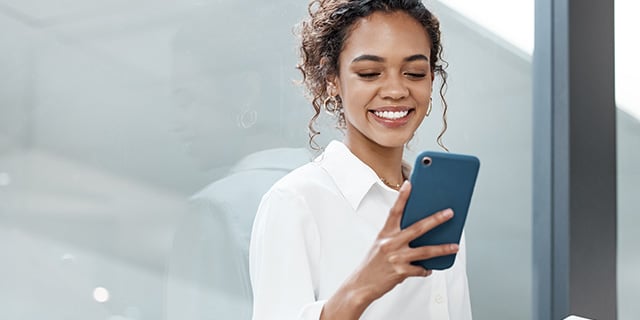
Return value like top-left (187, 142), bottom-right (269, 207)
top-left (435, 294), bottom-right (444, 304)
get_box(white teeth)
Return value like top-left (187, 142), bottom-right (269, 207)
top-left (374, 110), bottom-right (409, 119)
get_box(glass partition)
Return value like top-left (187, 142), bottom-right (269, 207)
top-left (617, 110), bottom-right (640, 320)
top-left (0, 1), bottom-right (533, 319)
top-left (427, 2), bottom-right (532, 318)
top-left (616, 2), bottom-right (640, 319)
top-left (0, 1), bottom-right (309, 319)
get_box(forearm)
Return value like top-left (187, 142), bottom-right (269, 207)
top-left (320, 275), bottom-right (376, 320)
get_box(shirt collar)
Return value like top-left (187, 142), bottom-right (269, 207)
top-left (230, 147), bottom-right (311, 174)
top-left (316, 140), bottom-right (386, 210)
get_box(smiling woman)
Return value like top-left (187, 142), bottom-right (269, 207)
top-left (249, 1), bottom-right (471, 319)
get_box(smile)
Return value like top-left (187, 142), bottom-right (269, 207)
top-left (372, 110), bottom-right (410, 120)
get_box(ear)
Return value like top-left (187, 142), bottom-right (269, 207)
top-left (326, 74), bottom-right (342, 97)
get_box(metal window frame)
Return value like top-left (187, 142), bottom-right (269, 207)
top-left (533, 0), bottom-right (617, 319)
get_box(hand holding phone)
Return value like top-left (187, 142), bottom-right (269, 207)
top-left (400, 151), bottom-right (480, 270)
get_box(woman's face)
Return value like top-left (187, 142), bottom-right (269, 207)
top-left (333, 11), bottom-right (433, 150)
top-left (171, 57), bottom-right (263, 170)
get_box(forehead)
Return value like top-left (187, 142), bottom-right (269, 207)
top-left (340, 11), bottom-right (432, 58)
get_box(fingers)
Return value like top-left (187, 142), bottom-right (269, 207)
top-left (403, 243), bottom-right (459, 262)
top-left (382, 181), bottom-right (411, 232)
top-left (392, 264), bottom-right (433, 279)
top-left (385, 243), bottom-right (457, 278)
top-left (399, 208), bottom-right (454, 244)
top-left (388, 243), bottom-right (458, 268)
top-left (375, 185), bottom-right (459, 284)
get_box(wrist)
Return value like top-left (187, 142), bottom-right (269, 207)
top-left (345, 285), bottom-right (375, 311)
top-left (321, 282), bottom-right (375, 320)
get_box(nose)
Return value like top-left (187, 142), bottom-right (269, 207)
top-left (379, 74), bottom-right (409, 100)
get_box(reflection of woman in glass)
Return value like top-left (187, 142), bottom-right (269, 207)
top-left (166, 2), bottom-right (310, 320)
top-left (250, 1), bottom-right (472, 319)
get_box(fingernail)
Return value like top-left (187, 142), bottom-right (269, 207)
top-left (400, 180), bottom-right (410, 191)
top-left (450, 244), bottom-right (459, 251)
top-left (443, 209), bottom-right (454, 218)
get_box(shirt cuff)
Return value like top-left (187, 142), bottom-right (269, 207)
top-left (297, 300), bottom-right (326, 320)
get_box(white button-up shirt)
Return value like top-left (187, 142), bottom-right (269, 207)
top-left (250, 140), bottom-right (472, 320)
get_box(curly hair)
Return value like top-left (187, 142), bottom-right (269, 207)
top-left (297, 0), bottom-right (449, 150)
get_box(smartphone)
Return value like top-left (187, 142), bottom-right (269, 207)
top-left (400, 151), bottom-right (480, 270)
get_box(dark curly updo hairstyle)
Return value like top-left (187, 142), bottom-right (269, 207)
top-left (297, 0), bottom-right (449, 150)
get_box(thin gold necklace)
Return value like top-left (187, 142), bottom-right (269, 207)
top-left (379, 177), bottom-right (404, 190)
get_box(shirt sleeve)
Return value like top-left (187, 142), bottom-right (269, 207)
top-left (249, 186), bottom-right (324, 320)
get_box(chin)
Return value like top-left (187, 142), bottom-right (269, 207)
top-left (373, 135), bottom-right (412, 149)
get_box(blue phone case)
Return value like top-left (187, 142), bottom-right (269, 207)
top-left (400, 151), bottom-right (480, 270)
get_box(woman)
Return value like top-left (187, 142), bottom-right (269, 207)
top-left (249, 0), bottom-right (472, 319)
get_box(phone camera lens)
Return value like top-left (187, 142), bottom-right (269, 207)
top-left (422, 156), bottom-right (432, 166)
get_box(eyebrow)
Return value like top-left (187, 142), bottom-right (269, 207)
top-left (405, 54), bottom-right (429, 62)
top-left (351, 54), bottom-right (429, 63)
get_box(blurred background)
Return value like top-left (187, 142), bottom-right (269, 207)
top-left (0, 0), bottom-right (637, 319)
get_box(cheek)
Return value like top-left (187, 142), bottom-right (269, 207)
top-left (338, 84), bottom-right (367, 110)
top-left (413, 85), bottom-right (432, 103)
top-left (344, 90), bottom-right (369, 109)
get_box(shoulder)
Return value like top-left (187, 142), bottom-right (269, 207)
top-left (254, 161), bottom-right (339, 222)
top-left (265, 161), bottom-right (336, 199)
top-left (251, 165), bottom-right (326, 251)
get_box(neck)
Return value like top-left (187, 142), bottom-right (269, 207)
top-left (343, 138), bottom-right (405, 188)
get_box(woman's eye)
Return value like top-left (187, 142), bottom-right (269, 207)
top-left (405, 72), bottom-right (427, 79)
top-left (357, 72), bottom-right (381, 79)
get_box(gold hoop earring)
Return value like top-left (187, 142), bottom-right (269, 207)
top-left (324, 93), bottom-right (346, 128)
top-left (323, 95), bottom-right (340, 115)
top-left (426, 97), bottom-right (433, 117)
